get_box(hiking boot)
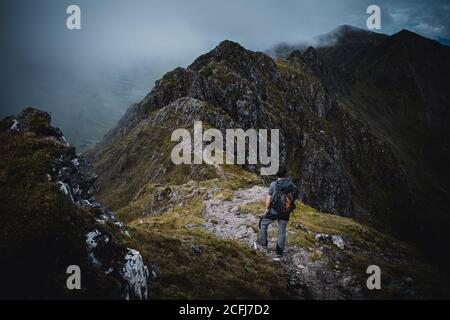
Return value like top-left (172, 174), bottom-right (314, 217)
top-left (253, 242), bottom-right (268, 254)
top-left (276, 245), bottom-right (284, 256)
top-left (257, 238), bottom-right (268, 247)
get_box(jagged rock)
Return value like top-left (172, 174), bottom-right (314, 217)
top-left (291, 222), bottom-right (309, 233)
top-left (121, 248), bottom-right (149, 300)
top-left (315, 234), bottom-right (345, 250)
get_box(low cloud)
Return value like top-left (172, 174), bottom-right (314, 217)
top-left (1, 0), bottom-right (448, 150)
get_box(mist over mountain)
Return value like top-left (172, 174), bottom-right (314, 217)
top-left (1, 59), bottom-right (172, 151)
top-left (2, 0), bottom-right (450, 151)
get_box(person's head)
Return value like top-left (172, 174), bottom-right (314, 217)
top-left (276, 166), bottom-right (287, 179)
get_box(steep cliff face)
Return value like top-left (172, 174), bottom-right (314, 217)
top-left (0, 108), bottom-right (150, 299)
top-left (315, 27), bottom-right (450, 256)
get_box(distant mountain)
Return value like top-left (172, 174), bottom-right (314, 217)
top-left (266, 25), bottom-right (387, 59)
top-left (435, 37), bottom-right (450, 46)
top-left (317, 28), bottom-right (450, 256)
top-left (88, 26), bottom-right (450, 268)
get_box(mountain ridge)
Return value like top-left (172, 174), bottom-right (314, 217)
top-left (88, 26), bottom-right (450, 267)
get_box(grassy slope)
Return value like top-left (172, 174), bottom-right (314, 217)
top-left (125, 201), bottom-right (300, 299)
top-left (112, 166), bottom-right (450, 299)
top-left (92, 99), bottom-right (239, 211)
top-left (240, 200), bottom-right (450, 299)
top-left (108, 163), bottom-right (301, 299)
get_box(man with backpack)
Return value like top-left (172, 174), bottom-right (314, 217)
top-left (258, 166), bottom-right (299, 256)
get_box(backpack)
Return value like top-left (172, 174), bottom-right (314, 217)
top-left (270, 179), bottom-right (298, 216)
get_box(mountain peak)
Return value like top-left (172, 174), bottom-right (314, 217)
top-left (208, 39), bottom-right (255, 60)
top-left (335, 24), bottom-right (368, 34)
top-left (316, 25), bottom-right (387, 47)
top-left (188, 40), bottom-right (252, 71)
top-left (9, 107), bottom-right (66, 139)
top-left (287, 50), bottom-right (304, 62)
top-left (303, 46), bottom-right (318, 59)
top-left (391, 29), bottom-right (433, 43)
top-left (216, 40), bottom-right (246, 52)
top-left (380, 28), bottom-right (444, 52)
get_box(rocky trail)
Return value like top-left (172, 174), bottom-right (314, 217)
top-left (202, 186), bottom-right (360, 300)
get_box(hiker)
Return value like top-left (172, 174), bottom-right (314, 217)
top-left (258, 166), bottom-right (299, 256)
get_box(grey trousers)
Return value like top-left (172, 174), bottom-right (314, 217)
top-left (259, 218), bottom-right (288, 251)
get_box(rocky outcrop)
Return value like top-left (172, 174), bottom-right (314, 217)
top-left (0, 108), bottom-right (151, 299)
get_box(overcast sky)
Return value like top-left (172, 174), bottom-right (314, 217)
top-left (1, 0), bottom-right (449, 149)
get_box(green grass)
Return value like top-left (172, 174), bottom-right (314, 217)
top-left (126, 201), bottom-right (301, 299)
